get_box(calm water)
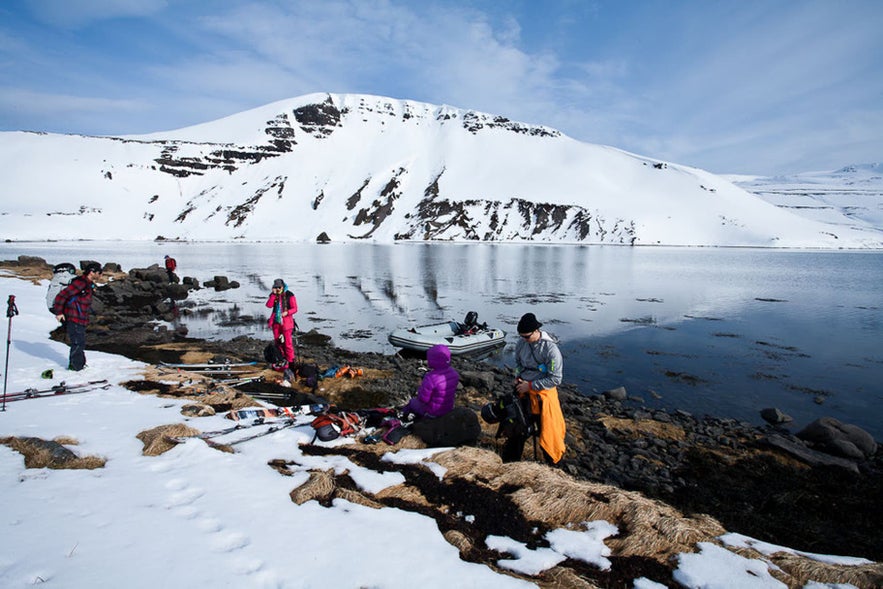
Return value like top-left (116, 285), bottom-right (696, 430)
top-left (3, 242), bottom-right (881, 439)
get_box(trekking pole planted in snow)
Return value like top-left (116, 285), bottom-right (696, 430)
top-left (3, 295), bottom-right (20, 412)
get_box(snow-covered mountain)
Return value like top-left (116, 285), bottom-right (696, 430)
top-left (726, 164), bottom-right (883, 234)
top-left (1, 92), bottom-right (880, 247)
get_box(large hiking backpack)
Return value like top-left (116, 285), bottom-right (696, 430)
top-left (46, 263), bottom-right (76, 312)
top-left (480, 393), bottom-right (534, 439)
top-left (310, 411), bottom-right (363, 442)
top-left (263, 343), bottom-right (286, 370)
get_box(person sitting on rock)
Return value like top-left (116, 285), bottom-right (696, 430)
top-left (163, 255), bottom-right (177, 283)
top-left (402, 344), bottom-right (459, 419)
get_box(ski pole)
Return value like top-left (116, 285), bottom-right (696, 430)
top-left (3, 294), bottom-right (19, 412)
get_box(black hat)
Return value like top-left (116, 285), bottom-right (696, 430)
top-left (83, 262), bottom-right (102, 274)
top-left (517, 313), bottom-right (542, 334)
top-left (53, 262), bottom-right (76, 275)
top-left (272, 278), bottom-right (284, 289)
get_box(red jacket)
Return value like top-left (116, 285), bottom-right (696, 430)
top-left (52, 275), bottom-right (94, 325)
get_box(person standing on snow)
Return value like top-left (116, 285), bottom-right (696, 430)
top-left (52, 262), bottom-right (102, 371)
top-left (504, 312), bottom-right (566, 464)
top-left (402, 344), bottom-right (459, 419)
top-left (266, 278), bottom-right (298, 366)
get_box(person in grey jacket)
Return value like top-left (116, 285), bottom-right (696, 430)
top-left (504, 312), bottom-right (567, 464)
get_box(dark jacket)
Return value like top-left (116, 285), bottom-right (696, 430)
top-left (52, 275), bottom-right (94, 325)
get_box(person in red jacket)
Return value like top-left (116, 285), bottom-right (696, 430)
top-left (52, 262), bottom-right (102, 371)
top-left (163, 255), bottom-right (177, 283)
top-left (265, 278), bottom-right (298, 366)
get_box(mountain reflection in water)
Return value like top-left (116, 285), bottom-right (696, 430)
top-left (3, 241), bottom-right (881, 439)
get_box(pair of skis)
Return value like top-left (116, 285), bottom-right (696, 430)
top-left (0, 379), bottom-right (110, 403)
top-left (158, 362), bottom-right (264, 388)
top-left (168, 403), bottom-right (330, 448)
top-left (226, 403), bottom-right (329, 421)
top-left (165, 418), bottom-right (298, 447)
top-left (159, 361), bottom-right (259, 371)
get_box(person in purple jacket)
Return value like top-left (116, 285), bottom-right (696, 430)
top-left (402, 344), bottom-right (459, 419)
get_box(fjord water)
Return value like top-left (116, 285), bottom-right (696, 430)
top-left (4, 242), bottom-right (881, 439)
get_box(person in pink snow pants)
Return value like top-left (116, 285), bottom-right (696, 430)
top-left (266, 278), bottom-right (298, 364)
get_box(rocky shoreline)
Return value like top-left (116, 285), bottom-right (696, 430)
top-left (7, 256), bottom-right (883, 565)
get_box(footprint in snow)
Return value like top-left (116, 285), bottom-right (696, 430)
top-left (165, 486), bottom-right (205, 508)
top-left (197, 517), bottom-right (223, 533)
top-left (209, 531), bottom-right (250, 553)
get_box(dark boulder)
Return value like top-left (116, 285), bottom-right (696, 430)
top-left (797, 417), bottom-right (877, 459)
top-left (760, 407), bottom-right (793, 425)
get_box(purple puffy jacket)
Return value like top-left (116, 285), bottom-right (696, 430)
top-left (403, 344), bottom-right (459, 418)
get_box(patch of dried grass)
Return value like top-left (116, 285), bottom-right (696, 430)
top-left (0, 259), bottom-right (52, 284)
top-left (136, 423), bottom-right (200, 456)
top-left (433, 447), bottom-right (726, 563)
top-left (745, 550), bottom-right (883, 589)
top-left (139, 366), bottom-right (258, 411)
top-left (270, 444), bottom-right (880, 586)
top-left (537, 566), bottom-right (601, 589)
top-left (335, 488), bottom-right (384, 509)
top-left (0, 436), bottom-right (105, 469)
top-left (598, 415), bottom-right (686, 442)
top-left (374, 483), bottom-right (429, 506)
top-left (443, 529), bottom-right (473, 555)
top-left (290, 470), bottom-right (336, 505)
top-left (181, 403), bottom-right (216, 417)
top-left (288, 469), bottom-right (384, 509)
top-left (53, 435), bottom-right (79, 445)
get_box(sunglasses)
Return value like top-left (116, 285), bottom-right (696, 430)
top-left (519, 331), bottom-right (535, 339)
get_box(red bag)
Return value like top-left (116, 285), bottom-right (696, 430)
top-left (310, 412), bottom-right (362, 442)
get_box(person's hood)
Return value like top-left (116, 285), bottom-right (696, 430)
top-left (426, 344), bottom-right (452, 369)
top-left (539, 330), bottom-right (559, 344)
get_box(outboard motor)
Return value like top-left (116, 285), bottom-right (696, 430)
top-left (463, 311), bottom-right (478, 327)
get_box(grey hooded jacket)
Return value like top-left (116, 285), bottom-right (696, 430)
top-left (514, 330), bottom-right (563, 391)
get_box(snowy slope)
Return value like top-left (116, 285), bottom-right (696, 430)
top-left (726, 163), bottom-right (883, 232)
top-left (1, 93), bottom-right (880, 248)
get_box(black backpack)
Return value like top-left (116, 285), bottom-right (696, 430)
top-left (293, 362), bottom-right (320, 392)
top-left (480, 393), bottom-right (533, 439)
top-left (263, 343), bottom-right (285, 367)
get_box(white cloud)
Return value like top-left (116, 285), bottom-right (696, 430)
top-left (1, 0), bottom-right (880, 173)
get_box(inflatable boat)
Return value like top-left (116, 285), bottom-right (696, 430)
top-left (388, 312), bottom-right (506, 356)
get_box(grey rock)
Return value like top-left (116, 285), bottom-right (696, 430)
top-left (760, 407), bottom-right (793, 425)
top-left (460, 370), bottom-right (496, 392)
top-left (796, 417), bottom-right (877, 459)
top-left (762, 434), bottom-right (860, 474)
top-left (604, 386), bottom-right (628, 401)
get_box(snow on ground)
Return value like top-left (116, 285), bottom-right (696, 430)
top-left (0, 274), bottom-right (872, 588)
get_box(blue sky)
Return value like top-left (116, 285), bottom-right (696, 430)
top-left (0, 0), bottom-right (881, 175)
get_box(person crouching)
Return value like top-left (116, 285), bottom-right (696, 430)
top-left (402, 344), bottom-right (459, 419)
